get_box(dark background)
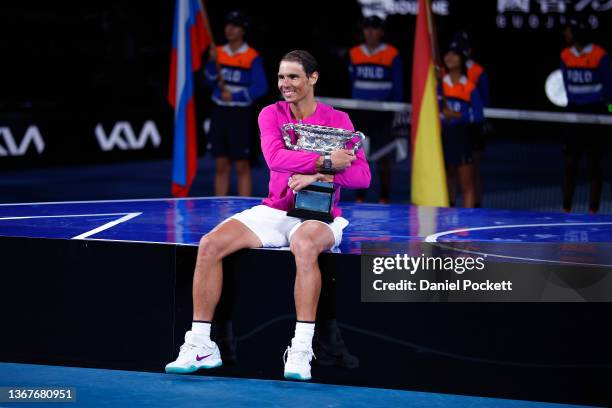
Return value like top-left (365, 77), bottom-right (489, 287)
top-left (0, 5), bottom-right (610, 404)
top-left (0, 1), bottom-right (610, 211)
top-left (1, 0), bottom-right (610, 113)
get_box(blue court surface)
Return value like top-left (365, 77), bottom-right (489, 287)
top-left (1, 197), bottom-right (612, 256)
top-left (0, 362), bottom-right (595, 408)
top-left (1, 198), bottom-right (610, 406)
top-left (1, 197), bottom-right (612, 269)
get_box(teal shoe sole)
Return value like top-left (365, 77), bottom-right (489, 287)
top-left (165, 361), bottom-right (222, 374)
top-left (284, 372), bottom-right (311, 381)
top-left (165, 365), bottom-right (198, 374)
top-left (201, 361), bottom-right (223, 369)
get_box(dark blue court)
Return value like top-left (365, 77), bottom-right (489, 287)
top-left (1, 197), bottom-right (611, 407)
top-left (0, 362), bottom-right (595, 408)
top-left (1, 197), bottom-right (612, 254)
top-left (1, 197), bottom-right (611, 270)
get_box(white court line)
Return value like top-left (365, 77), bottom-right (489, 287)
top-left (430, 243), bottom-right (612, 268)
top-left (77, 237), bottom-right (179, 246)
top-left (0, 196), bottom-right (260, 207)
top-left (425, 222), bottom-right (612, 267)
top-left (72, 212), bottom-right (142, 240)
top-left (81, 237), bottom-right (289, 251)
top-left (425, 222), bottom-right (612, 242)
top-left (0, 213), bottom-right (136, 221)
top-left (0, 212), bottom-right (143, 240)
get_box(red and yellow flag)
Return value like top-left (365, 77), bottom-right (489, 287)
top-left (410, 0), bottom-right (448, 207)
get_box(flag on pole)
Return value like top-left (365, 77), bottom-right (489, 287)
top-left (410, 0), bottom-right (449, 207)
top-left (168, 0), bottom-right (211, 197)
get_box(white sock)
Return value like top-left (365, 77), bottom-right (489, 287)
top-left (191, 321), bottom-right (212, 343)
top-left (293, 321), bottom-right (315, 348)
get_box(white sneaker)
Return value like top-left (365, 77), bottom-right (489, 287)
top-left (283, 339), bottom-right (315, 381)
top-left (165, 331), bottom-right (222, 374)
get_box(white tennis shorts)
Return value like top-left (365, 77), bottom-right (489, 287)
top-left (228, 205), bottom-right (348, 248)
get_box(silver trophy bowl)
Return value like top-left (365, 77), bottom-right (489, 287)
top-left (282, 123), bottom-right (366, 222)
top-left (282, 123), bottom-right (365, 156)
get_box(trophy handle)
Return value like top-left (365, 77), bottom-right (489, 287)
top-left (350, 131), bottom-right (366, 153)
top-left (282, 123), bottom-right (299, 150)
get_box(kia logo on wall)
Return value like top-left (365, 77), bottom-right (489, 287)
top-left (0, 125), bottom-right (45, 157)
top-left (95, 120), bottom-right (161, 151)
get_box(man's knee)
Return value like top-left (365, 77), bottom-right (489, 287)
top-left (199, 234), bottom-right (222, 261)
top-left (290, 237), bottom-right (320, 263)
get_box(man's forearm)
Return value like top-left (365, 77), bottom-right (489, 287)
top-left (313, 156), bottom-right (334, 182)
top-left (314, 155), bottom-right (324, 172)
top-left (317, 173), bottom-right (334, 183)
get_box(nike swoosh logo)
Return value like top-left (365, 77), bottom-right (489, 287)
top-left (196, 354), bottom-right (212, 361)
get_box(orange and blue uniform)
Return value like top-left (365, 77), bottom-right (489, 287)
top-left (348, 44), bottom-right (404, 102)
top-left (560, 43), bottom-right (610, 213)
top-left (466, 59), bottom-right (490, 108)
top-left (560, 44), bottom-right (612, 106)
top-left (465, 59), bottom-right (489, 152)
top-left (204, 43), bottom-right (268, 160)
top-left (440, 75), bottom-right (484, 125)
top-left (439, 75), bottom-right (483, 166)
top-left (348, 43), bottom-right (404, 201)
top-left (204, 43), bottom-right (268, 107)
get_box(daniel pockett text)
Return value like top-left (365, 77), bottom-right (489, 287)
top-left (371, 254), bottom-right (512, 293)
top-left (360, 242), bottom-right (612, 302)
top-left (360, 249), bottom-right (519, 302)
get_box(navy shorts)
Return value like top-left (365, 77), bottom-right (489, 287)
top-left (563, 103), bottom-right (608, 158)
top-left (470, 122), bottom-right (486, 152)
top-left (208, 104), bottom-right (254, 160)
top-left (442, 123), bottom-right (473, 167)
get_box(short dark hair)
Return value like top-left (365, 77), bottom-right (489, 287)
top-left (281, 50), bottom-right (319, 77)
top-left (566, 16), bottom-right (592, 45)
top-left (362, 15), bottom-right (384, 29)
top-left (225, 10), bottom-right (248, 29)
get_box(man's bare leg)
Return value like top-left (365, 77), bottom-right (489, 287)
top-left (284, 221), bottom-right (335, 380)
top-left (193, 219), bottom-right (262, 321)
top-left (166, 219), bottom-right (261, 373)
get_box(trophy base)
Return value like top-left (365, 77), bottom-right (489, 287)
top-left (288, 181), bottom-right (335, 223)
top-left (287, 208), bottom-right (334, 223)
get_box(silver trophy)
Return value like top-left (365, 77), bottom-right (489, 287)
top-left (282, 123), bottom-right (365, 222)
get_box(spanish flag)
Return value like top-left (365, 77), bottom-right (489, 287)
top-left (410, 0), bottom-right (448, 206)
